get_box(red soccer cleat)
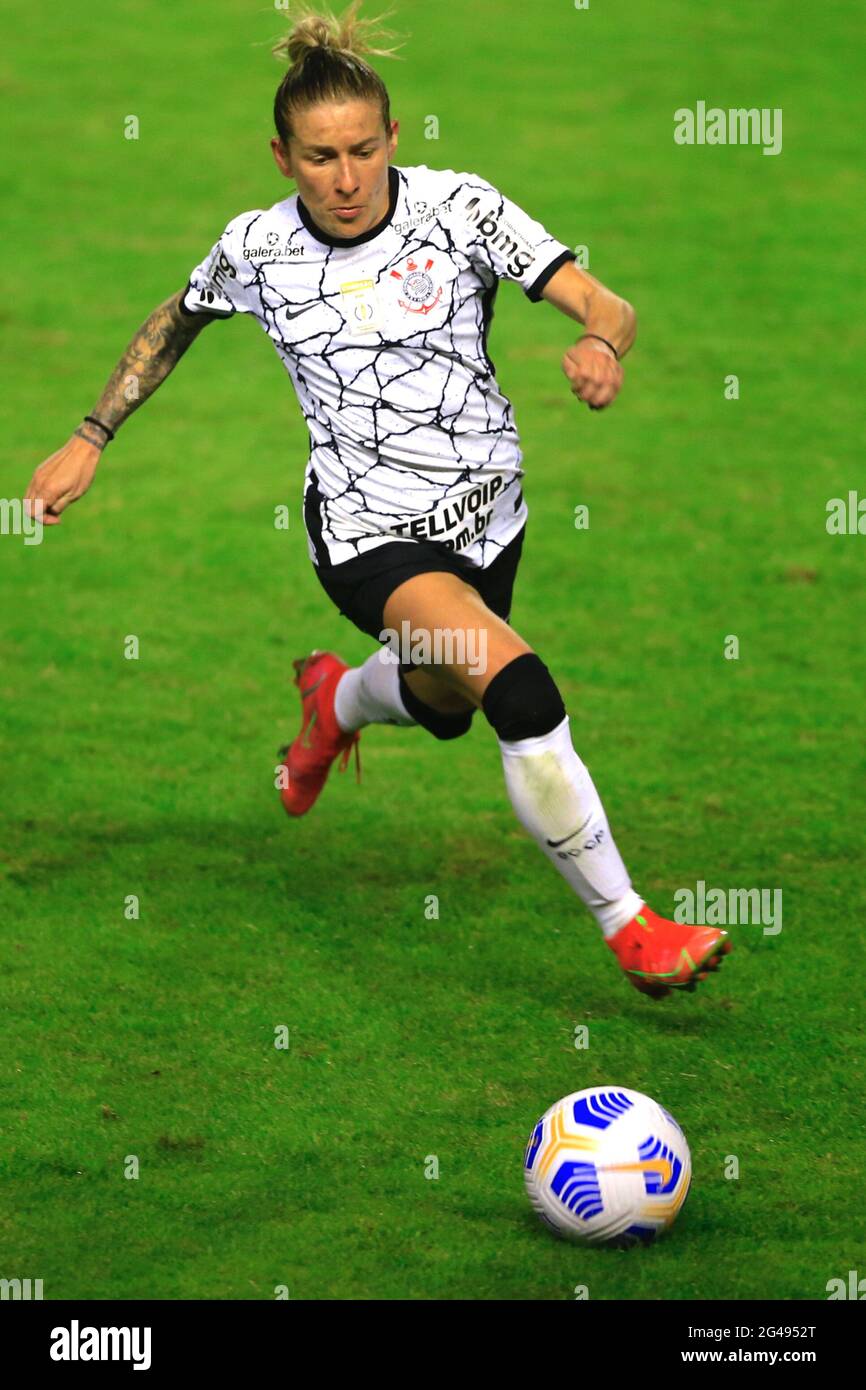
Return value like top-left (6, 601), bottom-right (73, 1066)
top-left (608, 905), bottom-right (731, 999)
top-left (278, 651), bottom-right (361, 817)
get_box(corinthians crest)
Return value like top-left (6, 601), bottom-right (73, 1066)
top-left (390, 255), bottom-right (443, 315)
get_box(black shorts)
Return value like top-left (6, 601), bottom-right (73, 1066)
top-left (308, 498), bottom-right (527, 642)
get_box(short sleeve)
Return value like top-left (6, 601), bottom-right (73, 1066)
top-left (179, 213), bottom-right (259, 320)
top-left (454, 174), bottom-right (576, 301)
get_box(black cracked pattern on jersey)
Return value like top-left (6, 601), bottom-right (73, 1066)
top-left (188, 168), bottom-right (570, 566)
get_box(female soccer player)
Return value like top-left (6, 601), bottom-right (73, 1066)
top-left (24, 2), bottom-right (730, 999)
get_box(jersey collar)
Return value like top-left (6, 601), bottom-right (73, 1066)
top-left (297, 165), bottom-right (400, 248)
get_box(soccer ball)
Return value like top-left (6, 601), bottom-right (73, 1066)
top-left (523, 1086), bottom-right (691, 1245)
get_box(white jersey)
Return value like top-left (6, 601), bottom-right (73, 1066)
top-left (181, 164), bottom-right (575, 568)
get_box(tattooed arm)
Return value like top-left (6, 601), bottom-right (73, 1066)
top-left (25, 289), bottom-right (216, 524)
top-left (84, 289), bottom-right (214, 435)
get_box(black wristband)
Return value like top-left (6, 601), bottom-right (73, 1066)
top-left (83, 415), bottom-right (115, 441)
top-left (579, 333), bottom-right (619, 361)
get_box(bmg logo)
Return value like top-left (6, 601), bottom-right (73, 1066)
top-left (463, 197), bottom-right (536, 279)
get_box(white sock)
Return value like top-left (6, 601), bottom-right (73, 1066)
top-left (497, 715), bottom-right (643, 937)
top-left (333, 651), bottom-right (418, 733)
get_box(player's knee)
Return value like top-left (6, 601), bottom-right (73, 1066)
top-left (397, 668), bottom-right (475, 740)
top-left (481, 652), bottom-right (566, 741)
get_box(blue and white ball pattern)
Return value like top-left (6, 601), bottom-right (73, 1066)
top-left (524, 1087), bottom-right (692, 1245)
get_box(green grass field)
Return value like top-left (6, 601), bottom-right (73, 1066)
top-left (1, 0), bottom-right (864, 1300)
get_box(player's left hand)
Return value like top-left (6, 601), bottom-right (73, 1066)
top-left (561, 339), bottom-right (623, 411)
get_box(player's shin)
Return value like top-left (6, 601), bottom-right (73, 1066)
top-left (481, 654), bottom-right (642, 936)
top-left (334, 649), bottom-right (417, 733)
top-left (497, 717), bottom-right (643, 936)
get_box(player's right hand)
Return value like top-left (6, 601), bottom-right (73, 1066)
top-left (561, 339), bottom-right (623, 411)
top-left (24, 436), bottom-right (102, 526)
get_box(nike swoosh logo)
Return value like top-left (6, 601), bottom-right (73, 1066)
top-left (602, 1159), bottom-right (675, 1185)
top-left (301, 677), bottom-right (325, 699)
top-left (284, 304), bottom-right (315, 320)
top-left (546, 814), bottom-right (592, 849)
